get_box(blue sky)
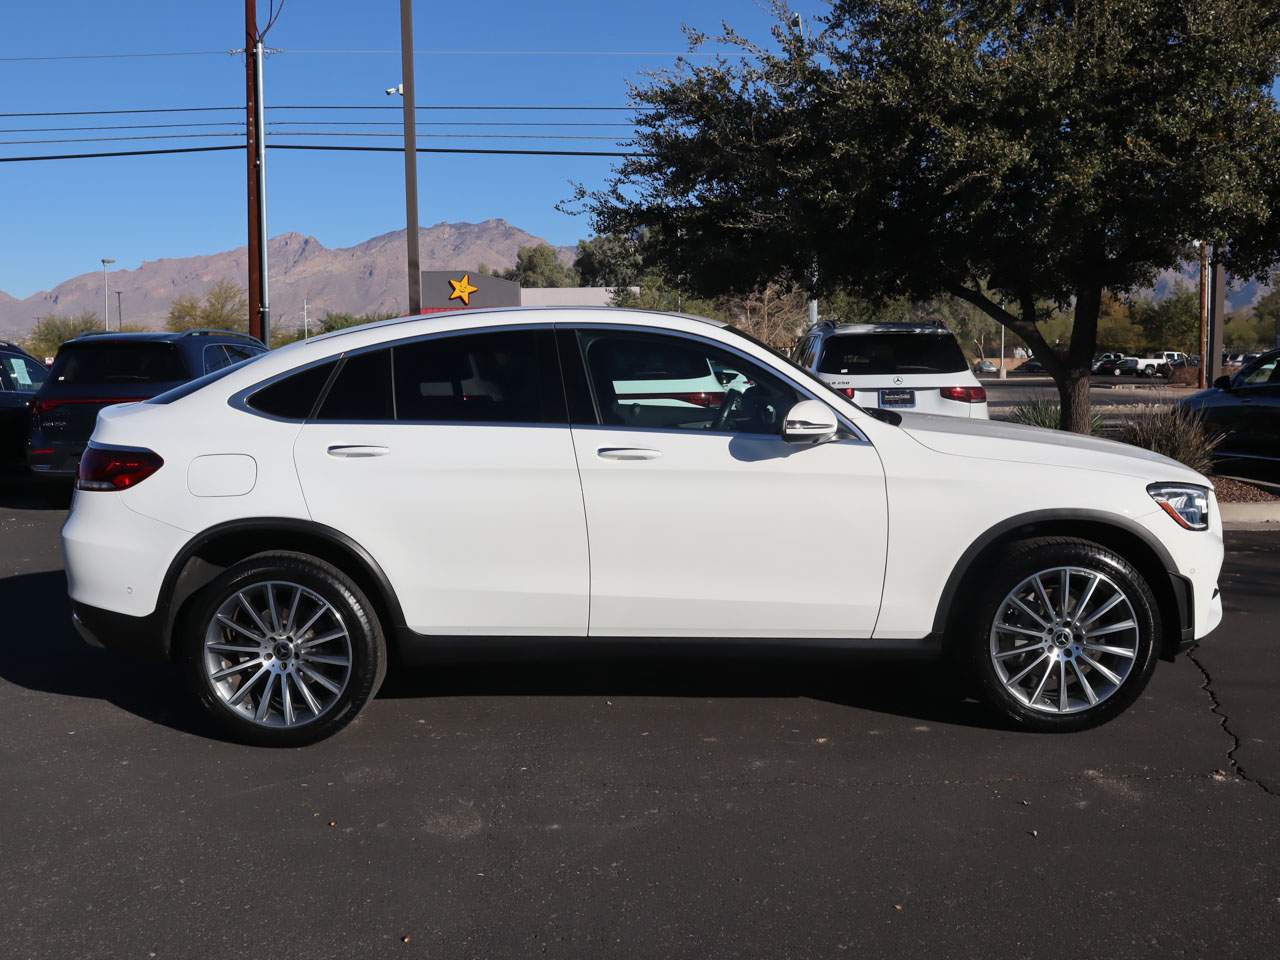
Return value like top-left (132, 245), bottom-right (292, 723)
top-left (1, 0), bottom-right (818, 297)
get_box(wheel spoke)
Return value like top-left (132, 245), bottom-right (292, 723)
top-left (226, 663), bottom-right (270, 706)
top-left (1010, 596), bottom-right (1049, 629)
top-left (994, 642), bottom-right (1045, 659)
top-left (237, 592), bottom-right (273, 638)
top-left (207, 641), bottom-right (261, 655)
top-left (266, 583), bottom-right (282, 635)
top-left (292, 605), bottom-right (326, 641)
top-left (285, 586), bottom-right (302, 633)
top-left (255, 672), bottom-right (277, 722)
top-left (300, 664), bottom-right (342, 695)
top-left (1059, 569), bottom-right (1071, 618)
top-left (1032, 576), bottom-right (1055, 621)
top-left (292, 671), bottom-right (322, 715)
top-left (1058, 659), bottom-right (1069, 712)
top-left (1083, 642), bottom-right (1137, 659)
top-left (303, 653), bottom-right (350, 666)
top-left (301, 629), bottom-right (345, 648)
top-left (216, 613), bottom-right (266, 644)
top-left (996, 621), bottom-right (1046, 640)
top-left (1085, 620), bottom-right (1137, 639)
top-left (1071, 660), bottom-right (1099, 705)
top-left (211, 657), bottom-right (263, 681)
top-left (1007, 651), bottom-right (1049, 687)
top-left (1080, 592), bottom-right (1124, 628)
top-left (1079, 653), bottom-right (1123, 686)
top-left (281, 672), bottom-right (295, 725)
top-left (1073, 573), bottom-right (1101, 621)
top-left (1029, 657), bottom-right (1056, 706)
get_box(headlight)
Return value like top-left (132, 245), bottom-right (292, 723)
top-left (1148, 483), bottom-right (1210, 531)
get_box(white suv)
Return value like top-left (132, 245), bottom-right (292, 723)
top-left (793, 321), bottom-right (989, 418)
top-left (63, 308), bottom-right (1223, 745)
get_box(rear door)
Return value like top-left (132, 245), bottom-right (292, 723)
top-left (292, 326), bottom-right (590, 637)
top-left (564, 326), bottom-right (888, 639)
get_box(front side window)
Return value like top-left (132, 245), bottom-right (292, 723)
top-left (818, 332), bottom-right (968, 376)
top-left (578, 330), bottom-right (801, 434)
top-left (393, 329), bottom-right (563, 424)
top-left (1, 353), bottom-right (47, 393)
top-left (1239, 355), bottom-right (1279, 386)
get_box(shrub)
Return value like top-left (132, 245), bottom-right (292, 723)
top-left (1009, 396), bottom-right (1103, 434)
top-left (1167, 364), bottom-right (1199, 386)
top-left (1116, 404), bottom-right (1223, 474)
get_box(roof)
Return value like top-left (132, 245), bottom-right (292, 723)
top-left (66, 329), bottom-right (265, 346)
top-left (812, 320), bottom-right (953, 336)
top-left (305, 305), bottom-right (728, 344)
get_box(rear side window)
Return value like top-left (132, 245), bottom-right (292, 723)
top-left (317, 350), bottom-right (394, 421)
top-left (818, 332), bottom-right (968, 376)
top-left (244, 360), bottom-right (337, 418)
top-left (50, 343), bottom-right (188, 385)
top-left (393, 329), bottom-right (564, 424)
top-left (203, 344), bottom-right (234, 374)
top-left (1, 353), bottom-right (47, 393)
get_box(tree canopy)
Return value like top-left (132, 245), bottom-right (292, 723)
top-left (500, 244), bottom-right (579, 288)
top-left (581, 0), bottom-right (1280, 430)
top-left (166, 279), bottom-right (249, 332)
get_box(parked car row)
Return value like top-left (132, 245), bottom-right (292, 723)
top-left (1180, 347), bottom-right (1280, 483)
top-left (2, 330), bottom-right (266, 477)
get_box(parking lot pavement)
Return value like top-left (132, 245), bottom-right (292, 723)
top-left (1, 490), bottom-right (1276, 960)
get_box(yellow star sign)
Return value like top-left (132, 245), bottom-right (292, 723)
top-left (448, 273), bottom-right (479, 306)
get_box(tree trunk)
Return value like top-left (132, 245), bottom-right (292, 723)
top-left (1057, 370), bottom-right (1092, 434)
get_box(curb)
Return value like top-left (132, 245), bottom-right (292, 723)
top-left (1220, 501), bottom-right (1280, 527)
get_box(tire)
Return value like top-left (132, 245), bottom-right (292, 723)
top-left (962, 537), bottom-right (1160, 732)
top-left (180, 551), bottom-right (387, 746)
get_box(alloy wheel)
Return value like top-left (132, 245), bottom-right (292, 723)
top-left (201, 580), bottom-right (353, 727)
top-left (988, 565), bottom-right (1140, 714)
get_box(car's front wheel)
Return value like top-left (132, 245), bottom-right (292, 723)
top-left (965, 537), bottom-right (1160, 732)
top-left (181, 552), bottom-right (387, 746)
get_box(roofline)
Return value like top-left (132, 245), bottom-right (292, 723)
top-left (66, 329), bottom-right (265, 345)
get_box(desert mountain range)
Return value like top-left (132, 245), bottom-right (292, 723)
top-left (0, 219), bottom-right (573, 338)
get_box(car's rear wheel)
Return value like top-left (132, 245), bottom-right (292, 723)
top-left (181, 552), bottom-right (387, 746)
top-left (965, 538), bottom-right (1160, 732)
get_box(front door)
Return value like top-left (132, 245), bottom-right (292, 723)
top-left (565, 327), bottom-right (888, 639)
top-left (293, 328), bottom-right (589, 636)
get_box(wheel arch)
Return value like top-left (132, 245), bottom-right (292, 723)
top-left (157, 518), bottom-right (407, 662)
top-left (933, 510), bottom-right (1190, 661)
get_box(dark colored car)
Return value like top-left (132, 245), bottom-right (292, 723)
top-left (0, 341), bottom-right (50, 470)
top-left (28, 330), bottom-right (265, 480)
top-left (1179, 348), bottom-right (1280, 483)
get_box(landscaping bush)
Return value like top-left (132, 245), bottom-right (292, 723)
top-left (1009, 396), bottom-right (1103, 434)
top-left (1116, 404), bottom-right (1223, 475)
top-left (1167, 365), bottom-right (1199, 386)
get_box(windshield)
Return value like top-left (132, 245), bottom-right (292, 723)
top-left (50, 342), bottom-right (187, 385)
top-left (818, 332), bottom-right (968, 376)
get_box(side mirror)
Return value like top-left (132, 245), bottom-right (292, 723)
top-left (782, 400), bottom-right (839, 444)
top-left (1213, 375), bottom-right (1233, 391)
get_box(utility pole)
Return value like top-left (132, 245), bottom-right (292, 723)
top-left (100, 258), bottom-right (115, 330)
top-left (244, 0), bottom-right (270, 345)
top-left (1207, 250), bottom-right (1227, 385)
top-left (115, 290), bottom-right (123, 329)
top-left (399, 0), bottom-right (422, 314)
top-left (1197, 241), bottom-right (1210, 389)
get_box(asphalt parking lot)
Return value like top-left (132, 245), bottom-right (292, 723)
top-left (1, 485), bottom-right (1276, 960)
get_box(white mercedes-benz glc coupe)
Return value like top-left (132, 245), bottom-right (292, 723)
top-left (63, 308), bottom-right (1223, 745)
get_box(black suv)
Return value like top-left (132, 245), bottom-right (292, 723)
top-left (1, 341), bottom-right (49, 470)
top-left (28, 330), bottom-right (265, 479)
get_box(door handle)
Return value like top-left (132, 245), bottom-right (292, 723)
top-left (596, 447), bottom-right (662, 461)
top-left (326, 444), bottom-right (390, 458)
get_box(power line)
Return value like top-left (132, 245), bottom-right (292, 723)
top-left (0, 104), bottom-right (634, 119)
top-left (265, 130), bottom-right (628, 142)
top-left (275, 48), bottom-right (731, 58)
top-left (267, 119), bottom-right (634, 127)
top-left (0, 106), bottom-right (240, 118)
top-left (0, 51), bottom-right (233, 63)
top-left (0, 132), bottom-right (246, 146)
top-left (0, 121), bottom-right (244, 134)
top-left (0, 143), bottom-right (637, 163)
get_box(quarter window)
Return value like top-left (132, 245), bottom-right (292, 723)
top-left (577, 330), bottom-right (802, 434)
top-left (203, 344), bottom-right (234, 374)
top-left (245, 360), bottom-right (338, 419)
top-left (317, 349), bottom-right (394, 421)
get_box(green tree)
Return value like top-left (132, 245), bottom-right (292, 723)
top-left (579, 1), bottom-right (1280, 432)
top-left (1252, 286), bottom-right (1280, 351)
top-left (574, 233), bottom-right (645, 287)
top-left (166, 280), bottom-right (249, 332)
top-left (1134, 285), bottom-right (1200, 355)
top-left (25, 311), bottom-right (104, 360)
top-left (502, 244), bottom-right (578, 288)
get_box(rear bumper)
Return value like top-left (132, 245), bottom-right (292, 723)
top-left (27, 440), bottom-right (85, 478)
top-left (71, 600), bottom-right (167, 661)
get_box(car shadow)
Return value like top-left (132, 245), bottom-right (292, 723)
top-left (0, 473), bottom-right (71, 510)
top-left (0, 568), bottom-right (1000, 738)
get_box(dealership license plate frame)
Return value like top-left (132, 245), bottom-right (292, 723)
top-left (879, 388), bottom-right (915, 408)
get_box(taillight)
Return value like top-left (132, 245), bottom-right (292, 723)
top-left (76, 446), bottom-right (164, 491)
top-left (939, 386), bottom-right (987, 403)
top-left (839, 388), bottom-right (857, 399)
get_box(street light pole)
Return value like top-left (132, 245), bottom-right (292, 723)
top-left (100, 258), bottom-right (115, 330)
